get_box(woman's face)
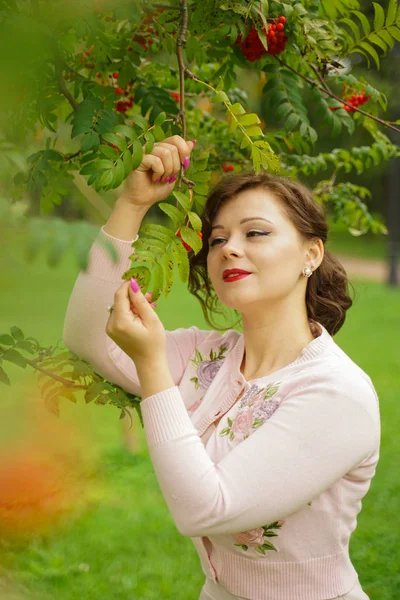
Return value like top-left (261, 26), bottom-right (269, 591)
top-left (206, 188), bottom-right (312, 313)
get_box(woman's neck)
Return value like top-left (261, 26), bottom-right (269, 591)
top-left (240, 313), bottom-right (319, 381)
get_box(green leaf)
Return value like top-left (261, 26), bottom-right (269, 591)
top-left (357, 40), bottom-right (380, 68)
top-left (275, 103), bottom-right (293, 121)
top-left (92, 159), bottom-right (114, 171)
top-left (191, 170), bottom-right (212, 183)
top-left (352, 10), bottom-right (371, 36)
top-left (388, 25), bottom-right (400, 41)
top-left (10, 326), bottom-right (24, 341)
top-left (231, 102), bottom-right (246, 115)
top-left (386, 0), bottom-right (398, 27)
top-left (153, 126), bottom-right (166, 142)
top-left (187, 211), bottom-right (202, 233)
top-left (369, 32), bottom-right (388, 52)
top-left (141, 223), bottom-right (174, 244)
top-left (171, 238), bottom-right (189, 283)
top-left (122, 149), bottom-right (132, 177)
top-left (340, 18), bottom-right (361, 44)
top-left (0, 334), bottom-right (15, 345)
top-left (102, 133), bottom-right (128, 151)
top-left (131, 140), bottom-right (144, 170)
top-left (238, 113), bottom-right (261, 126)
top-left (162, 249), bottom-right (174, 298)
top-left (113, 159), bottom-right (125, 189)
top-left (98, 169), bottom-right (114, 187)
top-left (130, 113), bottom-right (148, 131)
top-left (173, 191), bottom-right (191, 211)
top-left (99, 144), bottom-right (120, 159)
top-left (79, 161), bottom-right (97, 176)
top-left (158, 202), bottom-right (185, 226)
top-left (81, 131), bottom-right (100, 152)
top-left (114, 124), bottom-right (138, 140)
top-left (377, 29), bottom-right (395, 48)
top-left (373, 2), bottom-right (385, 30)
top-left (285, 113), bottom-right (300, 131)
top-left (179, 227), bottom-right (202, 254)
top-left (155, 111), bottom-right (167, 126)
top-left (240, 136), bottom-right (251, 149)
top-left (246, 126), bottom-right (263, 137)
top-left (212, 91), bottom-right (230, 104)
top-left (14, 341), bottom-right (35, 354)
top-left (2, 348), bottom-right (26, 368)
top-left (144, 132), bottom-right (155, 154)
top-left (0, 365), bottom-right (10, 385)
top-left (151, 262), bottom-right (164, 301)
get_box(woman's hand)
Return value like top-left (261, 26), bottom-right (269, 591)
top-left (118, 135), bottom-right (196, 208)
top-left (106, 278), bottom-right (166, 366)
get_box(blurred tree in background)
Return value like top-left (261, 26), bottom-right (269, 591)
top-left (0, 0), bottom-right (399, 416)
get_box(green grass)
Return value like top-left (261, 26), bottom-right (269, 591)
top-left (0, 238), bottom-right (399, 600)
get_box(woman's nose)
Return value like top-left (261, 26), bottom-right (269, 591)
top-left (221, 241), bottom-right (244, 258)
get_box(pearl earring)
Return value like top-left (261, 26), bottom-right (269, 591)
top-left (302, 266), bottom-right (313, 278)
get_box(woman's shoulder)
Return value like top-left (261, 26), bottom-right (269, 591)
top-left (296, 341), bottom-right (380, 421)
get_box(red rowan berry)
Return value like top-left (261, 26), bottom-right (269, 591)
top-left (115, 87), bottom-right (123, 95)
top-left (278, 16), bottom-right (286, 23)
top-left (112, 72), bottom-right (119, 78)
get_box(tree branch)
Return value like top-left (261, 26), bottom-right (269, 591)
top-left (54, 49), bottom-right (79, 112)
top-left (148, 3), bottom-right (180, 9)
top-left (273, 56), bottom-right (400, 135)
top-left (175, 0), bottom-right (189, 194)
top-left (0, 344), bottom-right (86, 389)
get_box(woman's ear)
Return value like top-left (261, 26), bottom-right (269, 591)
top-left (306, 239), bottom-right (324, 269)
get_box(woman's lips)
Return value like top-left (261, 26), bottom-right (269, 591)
top-left (223, 273), bottom-right (251, 283)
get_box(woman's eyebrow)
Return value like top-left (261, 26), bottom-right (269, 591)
top-left (211, 217), bottom-right (274, 231)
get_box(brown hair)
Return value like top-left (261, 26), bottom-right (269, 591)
top-left (188, 171), bottom-right (353, 336)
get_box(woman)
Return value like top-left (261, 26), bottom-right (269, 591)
top-left (63, 135), bottom-right (380, 600)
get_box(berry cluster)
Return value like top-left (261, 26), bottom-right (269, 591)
top-left (236, 16), bottom-right (287, 62)
top-left (113, 77), bottom-right (135, 113)
top-left (331, 91), bottom-right (371, 113)
top-left (128, 8), bottom-right (166, 51)
top-left (176, 230), bottom-right (203, 252)
top-left (222, 163), bottom-right (234, 172)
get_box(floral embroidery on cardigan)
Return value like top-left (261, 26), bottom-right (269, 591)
top-left (189, 344), bottom-right (229, 391)
top-left (232, 520), bottom-right (285, 554)
top-left (187, 344), bottom-right (229, 413)
top-left (219, 381), bottom-right (281, 441)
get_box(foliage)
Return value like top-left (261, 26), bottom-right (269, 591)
top-left (0, 0), bottom-right (399, 417)
top-left (0, 325), bottom-right (143, 424)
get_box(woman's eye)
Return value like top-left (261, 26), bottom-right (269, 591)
top-left (209, 231), bottom-right (269, 247)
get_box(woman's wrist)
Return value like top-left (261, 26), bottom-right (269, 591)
top-left (103, 198), bottom-right (149, 241)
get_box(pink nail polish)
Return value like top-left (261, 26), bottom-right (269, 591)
top-left (130, 277), bottom-right (140, 293)
top-left (170, 175), bottom-right (177, 183)
top-left (151, 302), bottom-right (157, 307)
top-left (164, 176), bottom-right (171, 184)
top-left (183, 157), bottom-right (190, 170)
top-left (155, 177), bottom-right (161, 183)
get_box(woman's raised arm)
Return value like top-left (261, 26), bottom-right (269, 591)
top-left (62, 136), bottom-right (199, 396)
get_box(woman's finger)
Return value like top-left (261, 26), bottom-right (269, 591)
top-left (138, 153), bottom-right (165, 182)
top-left (151, 145), bottom-right (174, 182)
top-left (113, 280), bottom-right (132, 315)
top-left (152, 142), bottom-right (182, 181)
top-left (128, 278), bottom-right (158, 325)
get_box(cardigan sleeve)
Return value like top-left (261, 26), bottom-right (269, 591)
top-left (62, 227), bottom-right (211, 397)
top-left (139, 369), bottom-right (380, 538)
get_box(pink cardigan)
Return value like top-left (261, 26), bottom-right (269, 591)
top-left (63, 227), bottom-right (380, 600)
